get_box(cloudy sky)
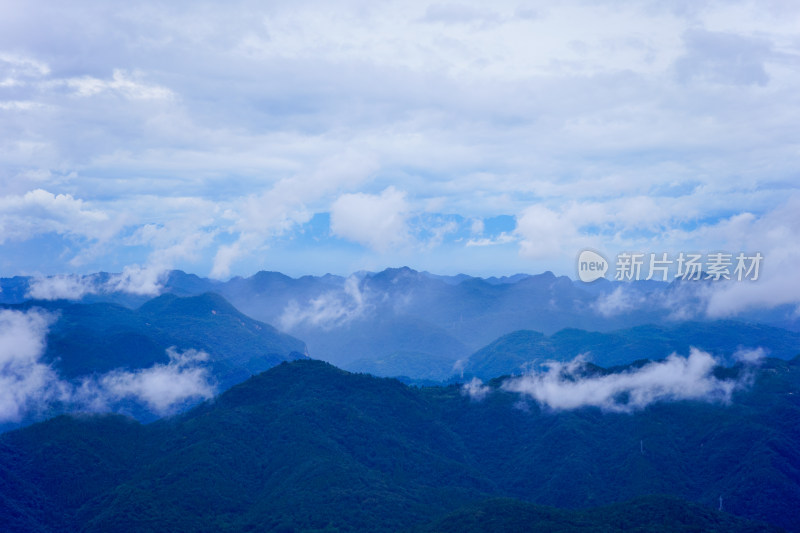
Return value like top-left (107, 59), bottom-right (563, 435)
top-left (1, 0), bottom-right (798, 290)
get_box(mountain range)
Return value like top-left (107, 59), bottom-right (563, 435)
top-left (4, 267), bottom-right (800, 376)
top-left (1, 267), bottom-right (799, 531)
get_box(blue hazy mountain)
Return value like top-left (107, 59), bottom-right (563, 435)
top-left (0, 357), bottom-right (796, 531)
top-left (4, 267), bottom-right (800, 379)
top-left (343, 350), bottom-right (458, 381)
top-left (177, 267), bottom-right (799, 370)
top-left (461, 321), bottom-right (800, 380)
top-left (38, 292), bottom-right (307, 380)
top-left (212, 268), bottom-right (659, 367)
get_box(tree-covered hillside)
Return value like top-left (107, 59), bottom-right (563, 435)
top-left (1, 357), bottom-right (797, 532)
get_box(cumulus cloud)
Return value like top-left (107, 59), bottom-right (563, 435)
top-left (0, 307), bottom-right (214, 422)
top-left (210, 150), bottom-right (378, 278)
top-left (0, 189), bottom-right (113, 244)
top-left (515, 205), bottom-right (570, 260)
top-left (330, 187), bottom-right (410, 252)
top-left (1, 1), bottom-right (800, 288)
top-left (461, 377), bottom-right (491, 401)
top-left (0, 309), bottom-right (65, 422)
top-left (514, 196), bottom-right (684, 264)
top-left (502, 349), bottom-right (747, 413)
top-left (90, 347), bottom-right (215, 414)
top-left (104, 265), bottom-right (166, 296)
top-left (280, 276), bottom-right (369, 330)
top-left (700, 195), bottom-right (800, 317)
top-left (556, 191), bottom-right (800, 319)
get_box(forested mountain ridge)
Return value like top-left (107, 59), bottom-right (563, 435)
top-left (1, 357), bottom-right (797, 532)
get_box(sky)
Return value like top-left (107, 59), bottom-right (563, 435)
top-left (1, 0), bottom-right (799, 296)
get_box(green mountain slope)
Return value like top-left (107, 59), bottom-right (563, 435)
top-left (417, 496), bottom-right (781, 533)
top-left (0, 358), bottom-right (798, 532)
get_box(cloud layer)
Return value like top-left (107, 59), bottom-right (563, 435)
top-left (280, 275), bottom-right (370, 331)
top-left (0, 0), bottom-right (798, 315)
top-left (81, 347), bottom-right (215, 414)
top-left (0, 309), bottom-right (64, 422)
top-left (500, 349), bottom-right (755, 413)
top-left (0, 308), bottom-right (215, 423)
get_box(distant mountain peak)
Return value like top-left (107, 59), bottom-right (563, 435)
top-left (139, 291), bottom-right (238, 317)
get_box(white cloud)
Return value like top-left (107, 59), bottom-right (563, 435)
top-left (732, 347), bottom-right (766, 364)
top-left (0, 307), bottom-right (215, 421)
top-left (0, 51), bottom-right (50, 78)
top-left (699, 195), bottom-right (800, 317)
top-left (466, 231), bottom-right (515, 247)
top-left (280, 276), bottom-right (369, 330)
top-left (515, 205), bottom-right (574, 259)
top-left (59, 69), bottom-right (174, 100)
top-left (502, 349), bottom-right (746, 413)
top-left (94, 347), bottom-right (214, 414)
top-left (331, 187), bottom-right (410, 251)
top-left (210, 150), bottom-right (378, 278)
top-left (461, 376), bottom-right (490, 401)
top-left (0, 100), bottom-right (45, 110)
top-left (422, 219), bottom-right (459, 250)
top-left (0, 1), bottom-right (799, 285)
top-left (593, 286), bottom-right (647, 317)
top-left (470, 218), bottom-right (484, 235)
top-left (0, 189), bottom-right (112, 244)
top-left (106, 265), bottom-right (168, 297)
top-left (0, 309), bottom-right (65, 422)
top-left (116, 213), bottom-right (218, 291)
top-left (26, 274), bottom-right (99, 300)
top-left (211, 240), bottom-right (245, 280)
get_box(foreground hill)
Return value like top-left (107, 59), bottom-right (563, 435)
top-left (1, 358), bottom-right (797, 531)
top-left (417, 496), bottom-right (780, 533)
